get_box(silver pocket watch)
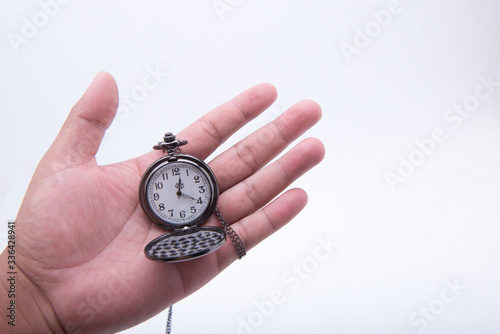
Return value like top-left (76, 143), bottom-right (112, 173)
top-left (139, 132), bottom-right (245, 263)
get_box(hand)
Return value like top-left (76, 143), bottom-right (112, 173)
top-left (0, 72), bottom-right (324, 334)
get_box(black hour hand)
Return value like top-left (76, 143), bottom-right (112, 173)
top-left (180, 193), bottom-right (197, 201)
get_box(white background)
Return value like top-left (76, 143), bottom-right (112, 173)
top-left (1, 1), bottom-right (500, 333)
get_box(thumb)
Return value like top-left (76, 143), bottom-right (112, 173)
top-left (44, 72), bottom-right (119, 167)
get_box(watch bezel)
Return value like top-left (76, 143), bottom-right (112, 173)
top-left (139, 154), bottom-right (219, 230)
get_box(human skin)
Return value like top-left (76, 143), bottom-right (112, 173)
top-left (0, 72), bottom-right (325, 333)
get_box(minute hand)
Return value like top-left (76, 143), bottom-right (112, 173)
top-left (176, 176), bottom-right (183, 198)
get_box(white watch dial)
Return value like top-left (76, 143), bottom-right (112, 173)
top-left (146, 162), bottom-right (212, 226)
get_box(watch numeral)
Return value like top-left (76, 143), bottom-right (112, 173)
top-left (168, 209), bottom-right (174, 217)
top-left (194, 175), bottom-right (200, 183)
top-left (197, 197), bottom-right (203, 204)
top-left (199, 185), bottom-right (205, 193)
top-left (158, 203), bottom-right (165, 211)
top-left (154, 182), bottom-right (163, 190)
top-left (185, 169), bottom-right (189, 177)
top-left (190, 206), bottom-right (196, 214)
top-left (153, 193), bottom-right (160, 201)
top-left (162, 173), bottom-right (168, 180)
top-left (172, 167), bottom-right (180, 176)
top-left (180, 210), bottom-right (186, 218)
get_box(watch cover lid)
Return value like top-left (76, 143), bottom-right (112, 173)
top-left (144, 226), bottom-right (226, 262)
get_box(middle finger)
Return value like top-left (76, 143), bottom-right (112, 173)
top-left (209, 99), bottom-right (322, 192)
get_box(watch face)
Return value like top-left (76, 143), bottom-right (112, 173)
top-left (140, 155), bottom-right (218, 229)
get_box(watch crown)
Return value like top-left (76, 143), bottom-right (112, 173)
top-left (163, 132), bottom-right (175, 142)
top-left (153, 132), bottom-right (188, 154)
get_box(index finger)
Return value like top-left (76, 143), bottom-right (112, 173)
top-left (138, 83), bottom-right (277, 168)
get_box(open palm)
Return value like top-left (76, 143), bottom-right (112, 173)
top-left (4, 73), bottom-right (324, 333)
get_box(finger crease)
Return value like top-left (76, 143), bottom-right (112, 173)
top-left (272, 115), bottom-right (290, 144)
top-left (229, 99), bottom-right (252, 122)
top-left (277, 157), bottom-right (294, 184)
top-left (242, 178), bottom-right (261, 211)
top-left (199, 115), bottom-right (223, 146)
top-left (261, 204), bottom-right (279, 234)
top-left (234, 142), bottom-right (259, 173)
top-left (75, 106), bottom-right (108, 131)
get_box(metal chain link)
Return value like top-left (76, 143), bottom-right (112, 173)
top-left (215, 208), bottom-right (247, 259)
top-left (163, 210), bottom-right (245, 334)
top-left (176, 143), bottom-right (246, 258)
top-left (165, 305), bottom-right (173, 334)
top-left (158, 135), bottom-right (245, 334)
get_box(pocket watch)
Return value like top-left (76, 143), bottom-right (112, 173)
top-left (139, 132), bottom-right (246, 263)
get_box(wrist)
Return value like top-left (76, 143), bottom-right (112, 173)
top-left (0, 249), bottom-right (65, 334)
